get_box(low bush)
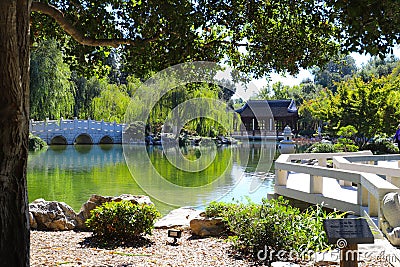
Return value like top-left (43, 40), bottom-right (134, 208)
top-left (333, 143), bottom-right (359, 152)
top-left (29, 133), bottom-right (47, 151)
top-left (86, 201), bottom-right (160, 240)
top-left (363, 137), bottom-right (399, 154)
top-left (305, 142), bottom-right (337, 153)
top-left (205, 197), bottom-right (345, 264)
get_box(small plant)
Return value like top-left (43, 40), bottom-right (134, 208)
top-left (86, 201), bottom-right (160, 240)
top-left (306, 142), bottom-right (337, 153)
top-left (205, 197), bottom-right (345, 264)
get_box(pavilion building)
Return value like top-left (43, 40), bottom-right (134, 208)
top-left (233, 99), bottom-right (298, 138)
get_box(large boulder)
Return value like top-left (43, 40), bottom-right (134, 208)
top-left (76, 194), bottom-right (153, 229)
top-left (29, 199), bottom-right (78, 230)
top-left (154, 207), bottom-right (202, 229)
top-left (190, 216), bottom-right (225, 237)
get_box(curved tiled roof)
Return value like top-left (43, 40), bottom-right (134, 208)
top-left (235, 99), bottom-right (297, 118)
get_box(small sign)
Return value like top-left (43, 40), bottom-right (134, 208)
top-left (323, 218), bottom-right (374, 245)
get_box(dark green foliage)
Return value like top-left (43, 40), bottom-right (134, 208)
top-left (206, 198), bottom-right (344, 263)
top-left (326, 0), bottom-right (400, 56)
top-left (86, 201), bottom-right (160, 240)
top-left (305, 143), bottom-right (337, 153)
top-left (312, 55), bottom-right (357, 92)
top-left (359, 56), bottom-right (399, 82)
top-left (363, 137), bottom-right (400, 155)
top-left (28, 134), bottom-right (47, 152)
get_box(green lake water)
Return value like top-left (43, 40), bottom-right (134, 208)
top-left (28, 143), bottom-right (278, 214)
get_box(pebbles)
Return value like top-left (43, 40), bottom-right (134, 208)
top-left (30, 230), bottom-right (394, 267)
top-left (30, 229), bottom-right (248, 267)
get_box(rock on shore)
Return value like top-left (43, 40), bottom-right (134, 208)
top-left (29, 194), bottom-right (153, 231)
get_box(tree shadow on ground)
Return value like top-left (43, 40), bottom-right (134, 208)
top-left (79, 235), bottom-right (153, 249)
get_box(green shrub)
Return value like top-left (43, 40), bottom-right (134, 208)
top-left (206, 197), bottom-right (345, 263)
top-left (333, 143), bottom-right (359, 152)
top-left (305, 142), bottom-right (337, 153)
top-left (86, 201), bottom-right (160, 239)
top-left (29, 133), bottom-right (47, 151)
top-left (205, 201), bottom-right (236, 217)
top-left (363, 137), bottom-right (399, 154)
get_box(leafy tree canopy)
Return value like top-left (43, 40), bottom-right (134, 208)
top-left (30, 0), bottom-right (400, 80)
top-left (30, 38), bottom-right (75, 120)
top-left (312, 55), bottom-right (357, 92)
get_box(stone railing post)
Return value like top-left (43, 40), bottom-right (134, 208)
top-left (361, 186), bottom-right (369, 206)
top-left (368, 194), bottom-right (379, 217)
top-left (276, 169), bottom-right (288, 186)
top-left (101, 119), bottom-right (104, 130)
top-left (29, 119), bottom-right (33, 132)
top-left (74, 117), bottom-right (77, 131)
top-left (60, 117), bottom-right (63, 130)
top-left (45, 118), bottom-right (49, 132)
top-left (310, 175), bottom-right (323, 194)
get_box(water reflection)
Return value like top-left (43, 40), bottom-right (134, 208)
top-left (28, 142), bottom-right (277, 214)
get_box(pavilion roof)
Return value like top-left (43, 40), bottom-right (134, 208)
top-left (235, 99), bottom-right (297, 118)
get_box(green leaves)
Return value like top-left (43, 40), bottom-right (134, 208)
top-left (86, 200), bottom-right (161, 240)
top-left (30, 39), bottom-right (75, 120)
top-left (205, 197), bottom-right (345, 263)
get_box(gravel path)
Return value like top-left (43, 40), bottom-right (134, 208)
top-left (30, 229), bottom-right (249, 267)
top-left (30, 230), bottom-right (393, 267)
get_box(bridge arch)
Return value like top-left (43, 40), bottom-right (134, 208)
top-left (74, 133), bottom-right (93, 145)
top-left (50, 135), bottom-right (67, 145)
top-left (99, 135), bottom-right (113, 144)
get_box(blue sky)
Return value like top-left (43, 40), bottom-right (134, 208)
top-left (234, 47), bottom-right (400, 100)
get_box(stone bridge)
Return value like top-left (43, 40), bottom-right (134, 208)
top-left (30, 118), bottom-right (125, 145)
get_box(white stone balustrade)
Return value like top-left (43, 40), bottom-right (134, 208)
top-left (274, 151), bottom-right (400, 229)
top-left (29, 118), bottom-right (126, 145)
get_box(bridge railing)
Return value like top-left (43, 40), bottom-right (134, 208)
top-left (333, 154), bottom-right (400, 188)
top-left (274, 151), bottom-right (400, 228)
top-left (30, 118), bottom-right (125, 133)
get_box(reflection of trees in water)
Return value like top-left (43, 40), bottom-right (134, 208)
top-left (28, 143), bottom-right (278, 213)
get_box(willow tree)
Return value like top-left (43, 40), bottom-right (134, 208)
top-left (30, 39), bottom-right (75, 120)
top-left (1, 0), bottom-right (400, 266)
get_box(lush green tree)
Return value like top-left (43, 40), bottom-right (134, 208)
top-left (3, 0), bottom-right (400, 265)
top-left (334, 125), bottom-right (359, 152)
top-left (30, 39), bottom-right (75, 120)
top-left (326, 0), bottom-right (400, 56)
top-left (71, 75), bottom-right (103, 119)
top-left (359, 56), bottom-right (399, 82)
top-left (91, 82), bottom-right (131, 123)
top-left (301, 72), bottom-right (400, 141)
top-left (312, 55), bottom-right (357, 92)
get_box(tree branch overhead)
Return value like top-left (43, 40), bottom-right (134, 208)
top-left (31, 1), bottom-right (159, 48)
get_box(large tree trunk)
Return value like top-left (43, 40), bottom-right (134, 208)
top-left (0, 0), bottom-right (31, 266)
